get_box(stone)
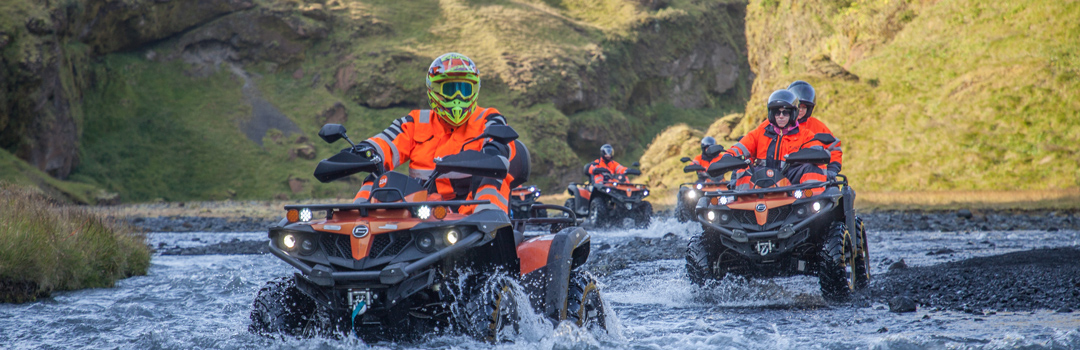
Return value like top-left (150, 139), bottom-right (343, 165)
top-left (957, 209), bottom-right (973, 219)
top-left (889, 296), bottom-right (917, 313)
top-left (888, 258), bottom-right (907, 271)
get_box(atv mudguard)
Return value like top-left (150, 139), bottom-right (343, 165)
top-left (516, 226), bottom-right (591, 321)
top-left (842, 182), bottom-right (858, 255)
top-left (567, 183), bottom-right (590, 213)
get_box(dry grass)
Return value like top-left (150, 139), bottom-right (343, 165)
top-left (858, 189), bottom-right (1080, 211)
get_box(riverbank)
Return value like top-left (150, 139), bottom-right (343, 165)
top-left (0, 185), bottom-right (150, 303)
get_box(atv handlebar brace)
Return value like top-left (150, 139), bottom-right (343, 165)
top-left (702, 177), bottom-right (847, 198)
top-left (269, 230), bottom-right (486, 287)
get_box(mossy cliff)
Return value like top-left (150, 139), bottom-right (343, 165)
top-left (1, 0), bottom-right (751, 201)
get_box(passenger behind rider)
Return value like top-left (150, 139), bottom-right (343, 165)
top-left (587, 144), bottom-right (628, 184)
top-left (724, 89), bottom-right (828, 189)
top-left (350, 52), bottom-right (520, 214)
top-left (691, 136), bottom-right (722, 182)
top-left (749, 80), bottom-right (843, 178)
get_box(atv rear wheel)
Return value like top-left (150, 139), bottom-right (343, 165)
top-left (249, 276), bottom-right (332, 338)
top-left (587, 199), bottom-right (608, 228)
top-left (674, 189), bottom-right (692, 223)
top-left (565, 271), bottom-right (607, 331)
top-left (632, 202), bottom-right (652, 229)
top-left (818, 221), bottom-right (866, 302)
top-left (458, 275), bottom-right (520, 342)
top-left (686, 234), bottom-right (718, 285)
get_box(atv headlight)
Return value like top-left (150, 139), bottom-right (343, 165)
top-left (812, 201), bottom-right (823, 213)
top-left (793, 189), bottom-right (804, 199)
top-left (299, 208), bottom-right (312, 222)
top-left (282, 233), bottom-right (297, 250)
top-left (416, 205), bottom-right (431, 220)
top-left (446, 230), bottom-right (459, 245)
top-left (643, 190), bottom-right (649, 197)
top-left (416, 232), bottom-right (436, 253)
top-left (706, 210), bottom-right (717, 222)
top-left (299, 238), bottom-right (317, 255)
top-left (686, 190), bottom-right (697, 199)
top-left (696, 183), bottom-right (704, 190)
top-left (605, 188), bottom-right (611, 193)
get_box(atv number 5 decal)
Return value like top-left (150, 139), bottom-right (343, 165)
top-left (353, 225), bottom-right (370, 238)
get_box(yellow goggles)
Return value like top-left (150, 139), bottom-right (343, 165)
top-left (432, 80), bottom-right (477, 100)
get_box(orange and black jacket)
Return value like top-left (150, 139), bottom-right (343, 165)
top-left (727, 123), bottom-right (827, 183)
top-left (692, 154), bottom-right (720, 181)
top-left (353, 108), bottom-right (515, 214)
top-left (587, 159), bottom-right (627, 184)
top-left (753, 116), bottom-right (842, 173)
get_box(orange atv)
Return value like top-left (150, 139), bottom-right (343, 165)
top-left (565, 163), bottom-right (652, 229)
top-left (685, 135), bottom-right (870, 302)
top-left (674, 145), bottom-right (729, 223)
top-left (510, 185), bottom-right (582, 234)
top-left (250, 124), bottom-right (607, 342)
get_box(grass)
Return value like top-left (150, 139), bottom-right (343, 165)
top-left (0, 183), bottom-right (150, 303)
top-left (734, 0), bottom-right (1080, 192)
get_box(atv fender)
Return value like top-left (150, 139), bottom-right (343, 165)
top-left (567, 183), bottom-right (590, 214)
top-left (516, 226), bottom-right (591, 321)
top-left (842, 185), bottom-right (858, 255)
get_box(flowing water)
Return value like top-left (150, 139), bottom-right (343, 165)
top-left (3, 218), bottom-right (1079, 349)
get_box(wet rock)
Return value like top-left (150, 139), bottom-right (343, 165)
top-left (889, 296), bottom-right (917, 313)
top-left (888, 259), bottom-right (907, 271)
top-left (957, 209), bottom-right (973, 219)
top-left (876, 327), bottom-right (888, 333)
top-left (926, 248), bottom-right (955, 256)
top-left (1056, 307), bottom-right (1073, 313)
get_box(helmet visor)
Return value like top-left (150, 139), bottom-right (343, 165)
top-left (434, 80), bottom-right (476, 100)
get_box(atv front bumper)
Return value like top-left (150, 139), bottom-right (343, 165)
top-left (269, 230), bottom-right (484, 287)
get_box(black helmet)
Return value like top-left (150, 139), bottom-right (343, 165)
top-left (787, 80), bottom-right (816, 122)
top-left (600, 144), bottom-right (614, 161)
top-left (766, 89), bottom-right (799, 128)
top-left (700, 136), bottom-right (716, 154)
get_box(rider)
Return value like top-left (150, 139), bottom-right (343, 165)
top-left (748, 80), bottom-right (842, 178)
top-left (587, 144), bottom-right (628, 184)
top-left (724, 89), bottom-right (827, 187)
top-left (350, 52), bottom-right (518, 214)
top-left (787, 80), bottom-right (842, 178)
top-left (691, 136), bottom-right (721, 181)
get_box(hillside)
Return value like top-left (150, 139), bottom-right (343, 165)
top-left (0, 0), bottom-right (750, 202)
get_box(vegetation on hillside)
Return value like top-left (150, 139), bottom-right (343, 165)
top-left (0, 183), bottom-right (150, 303)
top-left (729, 0), bottom-right (1080, 191)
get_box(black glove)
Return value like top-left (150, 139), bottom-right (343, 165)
top-left (350, 142), bottom-right (376, 158)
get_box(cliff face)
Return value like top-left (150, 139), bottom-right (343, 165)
top-left (0, 0), bottom-right (751, 201)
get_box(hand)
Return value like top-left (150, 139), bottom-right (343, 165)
top-left (827, 170), bottom-right (838, 179)
top-left (352, 143), bottom-right (376, 158)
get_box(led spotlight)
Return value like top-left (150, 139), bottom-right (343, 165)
top-left (416, 205), bottom-right (431, 220)
top-left (299, 208), bottom-right (313, 222)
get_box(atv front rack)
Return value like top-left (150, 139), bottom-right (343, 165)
top-left (285, 200), bottom-right (490, 218)
top-left (702, 175), bottom-right (848, 198)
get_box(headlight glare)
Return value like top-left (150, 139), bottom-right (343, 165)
top-left (707, 210), bottom-right (716, 222)
top-left (446, 230), bottom-right (459, 245)
top-left (812, 201), bottom-right (822, 212)
top-left (282, 234), bottom-right (297, 250)
top-left (687, 190), bottom-right (697, 199)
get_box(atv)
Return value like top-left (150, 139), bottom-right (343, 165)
top-left (674, 145), bottom-right (729, 223)
top-left (685, 135), bottom-right (870, 302)
top-left (564, 163), bottom-right (652, 229)
top-left (250, 124), bottom-right (608, 342)
top-left (510, 185), bottom-right (545, 220)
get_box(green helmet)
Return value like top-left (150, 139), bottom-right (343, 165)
top-left (426, 53), bottom-right (481, 126)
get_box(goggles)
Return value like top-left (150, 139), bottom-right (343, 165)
top-left (432, 80), bottom-right (477, 100)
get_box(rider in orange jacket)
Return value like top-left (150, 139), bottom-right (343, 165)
top-left (725, 89), bottom-right (827, 187)
top-left (587, 144), bottom-right (628, 184)
top-left (691, 136), bottom-right (721, 181)
top-left (750, 80), bottom-right (842, 178)
top-left (350, 53), bottom-right (522, 214)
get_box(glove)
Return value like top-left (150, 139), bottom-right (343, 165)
top-left (827, 170), bottom-right (838, 179)
top-left (351, 142), bottom-right (376, 159)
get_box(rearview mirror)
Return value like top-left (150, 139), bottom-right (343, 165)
top-left (705, 144), bottom-right (725, 158)
top-left (318, 124), bottom-right (347, 144)
top-left (480, 125), bottom-right (519, 144)
top-left (707, 155), bottom-right (748, 177)
top-left (680, 157), bottom-right (692, 163)
top-left (683, 164), bottom-right (705, 173)
top-left (434, 150), bottom-right (509, 179)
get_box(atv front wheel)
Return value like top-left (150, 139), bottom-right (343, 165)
top-left (565, 271), bottom-right (607, 331)
top-left (632, 202), bottom-right (652, 229)
top-left (674, 189), bottom-right (692, 223)
top-left (686, 234), bottom-right (718, 285)
top-left (588, 200), bottom-right (608, 228)
top-left (818, 221), bottom-right (866, 302)
top-left (458, 275), bottom-right (520, 342)
top-left (249, 276), bottom-right (332, 338)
